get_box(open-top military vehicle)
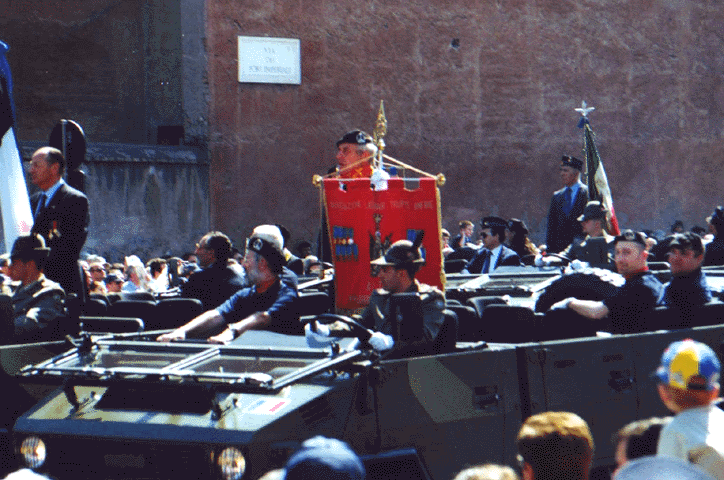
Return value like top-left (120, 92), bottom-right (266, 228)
top-left (10, 266), bottom-right (724, 480)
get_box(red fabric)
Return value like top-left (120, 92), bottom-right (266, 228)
top-left (323, 177), bottom-right (444, 311)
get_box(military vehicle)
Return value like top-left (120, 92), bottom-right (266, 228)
top-left (10, 266), bottom-right (724, 480)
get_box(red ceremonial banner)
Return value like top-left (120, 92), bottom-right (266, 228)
top-left (323, 177), bottom-right (444, 312)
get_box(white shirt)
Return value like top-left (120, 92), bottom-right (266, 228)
top-left (657, 404), bottom-right (724, 480)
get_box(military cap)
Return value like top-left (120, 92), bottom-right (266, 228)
top-left (507, 218), bottom-right (529, 236)
top-left (10, 234), bottom-right (50, 261)
top-left (560, 155), bottom-right (583, 171)
top-left (283, 436), bottom-right (365, 480)
top-left (336, 130), bottom-right (373, 148)
top-left (706, 206), bottom-right (724, 229)
top-left (613, 229), bottom-right (647, 248)
top-left (480, 216), bottom-right (508, 230)
top-left (370, 239), bottom-right (425, 267)
top-left (577, 201), bottom-right (608, 222)
top-left (666, 232), bottom-right (704, 256)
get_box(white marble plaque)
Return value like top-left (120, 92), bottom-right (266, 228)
top-left (237, 36), bottom-right (301, 85)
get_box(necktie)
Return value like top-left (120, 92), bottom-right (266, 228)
top-left (482, 251), bottom-right (491, 274)
top-left (35, 193), bottom-right (46, 219)
top-left (563, 187), bottom-right (573, 214)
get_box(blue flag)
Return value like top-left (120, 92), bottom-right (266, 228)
top-left (0, 40), bottom-right (33, 252)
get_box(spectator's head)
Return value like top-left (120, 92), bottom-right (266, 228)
top-left (370, 234), bottom-right (425, 293)
top-left (29, 146), bottom-right (65, 190)
top-left (480, 216), bottom-right (507, 250)
top-left (671, 220), bottom-right (684, 233)
top-left (459, 220), bottom-right (474, 238)
top-left (441, 229), bottom-right (451, 246)
top-left (706, 206), bottom-right (724, 236)
top-left (559, 155), bottom-right (583, 187)
top-left (9, 234), bottom-right (51, 286)
top-left (613, 230), bottom-right (649, 276)
top-left (655, 339), bottom-right (721, 413)
top-left (516, 411), bottom-right (594, 480)
top-left (453, 464), bottom-right (519, 480)
top-left (104, 272), bottom-right (124, 293)
top-left (611, 417), bottom-right (670, 475)
top-left (87, 261), bottom-right (106, 282)
top-left (615, 456), bottom-right (714, 480)
top-left (146, 257), bottom-right (167, 279)
top-left (335, 130), bottom-right (377, 169)
top-left (196, 231), bottom-right (233, 268)
top-left (244, 225), bottom-right (285, 283)
top-left (665, 232), bottom-right (705, 276)
top-left (0, 253), bottom-right (10, 277)
top-left (282, 436), bottom-right (365, 480)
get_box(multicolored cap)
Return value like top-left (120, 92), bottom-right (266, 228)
top-left (655, 339), bottom-right (720, 391)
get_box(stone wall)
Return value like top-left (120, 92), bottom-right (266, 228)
top-left (207, 0), bottom-right (724, 246)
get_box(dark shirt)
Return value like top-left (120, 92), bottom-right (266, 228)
top-left (661, 269), bottom-right (712, 310)
top-left (704, 236), bottom-right (724, 266)
top-left (216, 280), bottom-right (300, 335)
top-left (180, 261), bottom-right (246, 310)
top-left (546, 183), bottom-right (589, 254)
top-left (604, 270), bottom-right (664, 334)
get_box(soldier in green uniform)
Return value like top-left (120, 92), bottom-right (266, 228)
top-left (6, 234), bottom-right (66, 343)
top-left (307, 237), bottom-right (446, 358)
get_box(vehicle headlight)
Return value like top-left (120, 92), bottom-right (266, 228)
top-left (217, 447), bottom-right (245, 480)
top-left (20, 436), bottom-right (46, 469)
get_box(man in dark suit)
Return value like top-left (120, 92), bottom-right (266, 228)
top-left (545, 155), bottom-right (589, 254)
top-left (180, 231), bottom-right (247, 310)
top-left (28, 147), bottom-right (89, 297)
top-left (463, 216), bottom-right (520, 274)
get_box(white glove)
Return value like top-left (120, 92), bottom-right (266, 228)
top-left (368, 331), bottom-right (395, 352)
top-left (534, 254), bottom-right (545, 267)
top-left (304, 322), bottom-right (332, 343)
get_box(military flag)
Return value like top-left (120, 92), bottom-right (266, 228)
top-left (323, 177), bottom-right (444, 312)
top-left (0, 40), bottom-right (32, 252)
top-left (579, 112), bottom-right (620, 236)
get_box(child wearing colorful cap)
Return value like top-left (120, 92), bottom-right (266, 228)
top-left (654, 339), bottom-right (724, 479)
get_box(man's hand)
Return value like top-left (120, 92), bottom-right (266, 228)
top-left (549, 298), bottom-right (573, 311)
top-left (207, 328), bottom-right (235, 345)
top-left (156, 330), bottom-right (186, 342)
top-left (368, 331), bottom-right (394, 352)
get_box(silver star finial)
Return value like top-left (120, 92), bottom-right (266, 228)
top-left (575, 101), bottom-right (595, 118)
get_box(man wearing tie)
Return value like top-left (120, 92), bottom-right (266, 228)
top-left (463, 216), bottom-right (521, 274)
top-left (545, 155), bottom-right (589, 254)
top-left (28, 146), bottom-right (89, 297)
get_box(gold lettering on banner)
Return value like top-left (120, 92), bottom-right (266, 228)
top-left (367, 202), bottom-right (385, 210)
top-left (390, 200), bottom-right (410, 209)
top-left (414, 201), bottom-right (433, 210)
top-left (329, 201), bottom-right (361, 210)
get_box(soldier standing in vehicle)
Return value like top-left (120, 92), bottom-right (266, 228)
top-left (307, 236), bottom-right (446, 357)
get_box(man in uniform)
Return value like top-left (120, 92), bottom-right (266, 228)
top-left (704, 206), bottom-right (724, 266)
top-left (545, 155), bottom-right (589, 254)
top-left (180, 231), bottom-right (247, 310)
top-left (318, 130), bottom-right (381, 263)
top-left (542, 201), bottom-right (615, 270)
top-left (462, 216), bottom-right (520, 274)
top-left (7, 234), bottom-right (66, 343)
top-left (550, 230), bottom-right (663, 334)
top-left (307, 237), bottom-right (446, 358)
top-left (28, 146), bottom-right (89, 297)
top-left (157, 225), bottom-right (299, 343)
top-left (660, 232), bottom-right (712, 312)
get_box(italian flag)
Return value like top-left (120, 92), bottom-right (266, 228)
top-left (583, 121), bottom-right (620, 235)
